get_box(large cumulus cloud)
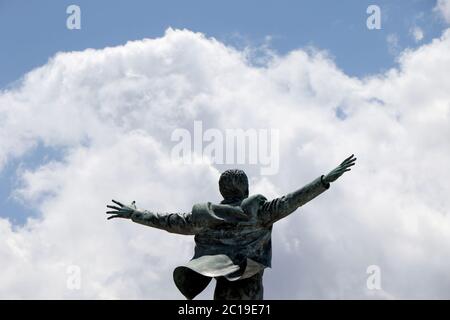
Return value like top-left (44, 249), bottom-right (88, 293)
top-left (0, 27), bottom-right (449, 299)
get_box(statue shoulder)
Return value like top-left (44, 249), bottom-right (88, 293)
top-left (246, 194), bottom-right (267, 203)
top-left (241, 194), bottom-right (267, 211)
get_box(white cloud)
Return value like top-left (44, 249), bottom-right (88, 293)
top-left (435, 0), bottom-right (450, 23)
top-left (386, 33), bottom-right (400, 55)
top-left (1, 28), bottom-right (450, 299)
top-left (410, 26), bottom-right (424, 42)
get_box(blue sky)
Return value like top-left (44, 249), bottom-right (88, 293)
top-left (0, 0), bottom-right (447, 224)
top-left (0, 0), bottom-right (447, 89)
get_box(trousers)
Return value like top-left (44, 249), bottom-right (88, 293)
top-left (213, 270), bottom-right (264, 300)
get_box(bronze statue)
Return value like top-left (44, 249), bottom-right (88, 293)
top-left (106, 154), bottom-right (356, 300)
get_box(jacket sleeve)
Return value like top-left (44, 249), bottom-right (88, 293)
top-left (131, 210), bottom-right (200, 235)
top-left (258, 175), bottom-right (330, 226)
top-left (130, 202), bottom-right (245, 235)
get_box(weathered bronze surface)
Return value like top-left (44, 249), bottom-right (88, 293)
top-left (106, 155), bottom-right (356, 300)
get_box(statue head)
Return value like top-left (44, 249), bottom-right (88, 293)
top-left (219, 169), bottom-right (249, 203)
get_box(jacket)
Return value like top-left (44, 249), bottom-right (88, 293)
top-left (130, 175), bottom-right (330, 299)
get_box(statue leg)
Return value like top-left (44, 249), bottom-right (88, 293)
top-left (213, 271), bottom-right (264, 300)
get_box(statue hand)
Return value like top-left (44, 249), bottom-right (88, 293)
top-left (106, 199), bottom-right (137, 220)
top-left (323, 154), bottom-right (356, 184)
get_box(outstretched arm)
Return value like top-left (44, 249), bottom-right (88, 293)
top-left (106, 200), bottom-right (199, 235)
top-left (257, 154), bottom-right (356, 226)
top-left (106, 200), bottom-right (248, 235)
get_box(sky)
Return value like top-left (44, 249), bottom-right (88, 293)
top-left (0, 0), bottom-right (447, 88)
top-left (0, 0), bottom-right (450, 299)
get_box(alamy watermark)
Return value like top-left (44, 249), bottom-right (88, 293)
top-left (66, 265), bottom-right (81, 290)
top-left (170, 121), bottom-right (279, 175)
top-left (366, 265), bottom-right (382, 290)
top-left (66, 5), bottom-right (81, 30)
top-left (366, 5), bottom-right (381, 30)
